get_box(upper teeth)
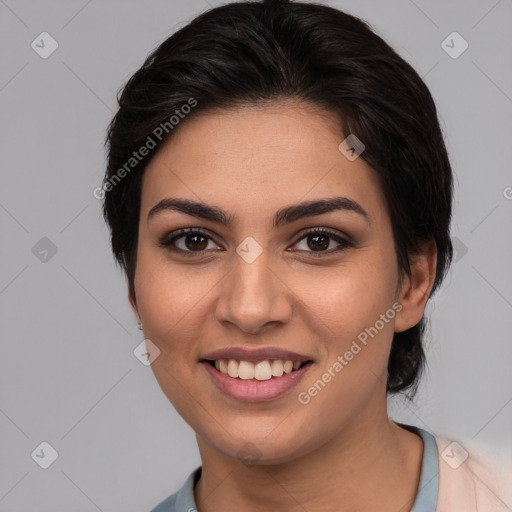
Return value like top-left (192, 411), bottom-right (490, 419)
top-left (214, 359), bottom-right (302, 380)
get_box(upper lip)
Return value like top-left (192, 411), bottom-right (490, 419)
top-left (201, 346), bottom-right (313, 364)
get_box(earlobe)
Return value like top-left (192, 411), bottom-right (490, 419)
top-left (128, 289), bottom-right (140, 323)
top-left (394, 240), bottom-right (437, 333)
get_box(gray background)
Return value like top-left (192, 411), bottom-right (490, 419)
top-left (1, 0), bottom-right (511, 510)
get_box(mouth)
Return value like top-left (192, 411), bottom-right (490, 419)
top-left (199, 357), bottom-right (314, 402)
top-left (201, 358), bottom-right (314, 380)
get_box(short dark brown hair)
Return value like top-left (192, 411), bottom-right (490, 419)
top-left (101, 0), bottom-right (453, 399)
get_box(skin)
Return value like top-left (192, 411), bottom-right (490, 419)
top-left (129, 99), bottom-right (437, 512)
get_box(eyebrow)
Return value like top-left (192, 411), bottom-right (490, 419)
top-left (147, 196), bottom-right (370, 228)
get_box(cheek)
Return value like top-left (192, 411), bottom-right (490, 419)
top-left (294, 253), bottom-right (398, 334)
top-left (289, 254), bottom-right (399, 401)
top-left (293, 266), bottom-right (399, 423)
top-left (133, 253), bottom-right (215, 420)
top-left (134, 247), bottom-right (217, 342)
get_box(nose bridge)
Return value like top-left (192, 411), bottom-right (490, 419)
top-left (216, 244), bottom-right (292, 334)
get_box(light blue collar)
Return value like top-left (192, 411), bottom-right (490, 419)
top-left (151, 423), bottom-right (439, 511)
top-left (402, 424), bottom-right (439, 511)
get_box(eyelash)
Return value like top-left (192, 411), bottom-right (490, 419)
top-left (159, 227), bottom-right (354, 258)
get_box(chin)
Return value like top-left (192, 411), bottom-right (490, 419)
top-left (212, 432), bottom-right (313, 467)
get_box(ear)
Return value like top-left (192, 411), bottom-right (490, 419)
top-left (128, 289), bottom-right (140, 323)
top-left (394, 239), bottom-right (437, 333)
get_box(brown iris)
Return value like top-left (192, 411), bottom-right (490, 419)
top-left (185, 233), bottom-right (209, 251)
top-left (308, 233), bottom-right (329, 251)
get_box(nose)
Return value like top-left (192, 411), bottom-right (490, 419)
top-left (214, 249), bottom-right (293, 335)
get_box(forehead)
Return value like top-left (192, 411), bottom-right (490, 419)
top-left (140, 101), bottom-right (386, 224)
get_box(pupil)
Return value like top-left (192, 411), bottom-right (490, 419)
top-left (186, 234), bottom-right (208, 251)
top-left (308, 234), bottom-right (328, 251)
top-left (183, 234), bottom-right (330, 252)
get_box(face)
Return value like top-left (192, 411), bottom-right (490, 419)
top-left (130, 100), bottom-right (409, 464)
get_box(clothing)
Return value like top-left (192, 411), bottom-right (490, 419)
top-left (149, 424), bottom-right (511, 511)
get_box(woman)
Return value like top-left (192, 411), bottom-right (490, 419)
top-left (100, 1), bottom-right (510, 510)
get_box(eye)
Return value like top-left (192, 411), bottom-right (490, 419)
top-left (159, 227), bottom-right (354, 257)
top-left (290, 227), bottom-right (354, 255)
top-left (159, 228), bottom-right (221, 257)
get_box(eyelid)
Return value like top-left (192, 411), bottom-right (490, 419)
top-left (159, 227), bottom-right (223, 256)
top-left (293, 226), bottom-right (351, 243)
top-left (289, 226), bottom-right (354, 254)
top-left (159, 226), bottom-right (354, 256)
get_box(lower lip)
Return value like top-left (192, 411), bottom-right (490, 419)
top-left (201, 361), bottom-right (313, 402)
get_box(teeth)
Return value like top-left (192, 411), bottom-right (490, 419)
top-left (213, 359), bottom-right (305, 379)
top-left (271, 360), bottom-right (284, 377)
top-left (254, 361), bottom-right (272, 380)
top-left (219, 359), bottom-right (228, 374)
top-left (238, 360), bottom-right (254, 380)
top-left (227, 359), bottom-right (239, 378)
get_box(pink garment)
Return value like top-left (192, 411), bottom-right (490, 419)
top-left (435, 435), bottom-right (512, 511)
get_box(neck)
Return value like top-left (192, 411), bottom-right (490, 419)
top-left (194, 409), bottom-right (424, 512)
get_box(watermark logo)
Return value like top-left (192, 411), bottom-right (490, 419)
top-left (339, 134), bottom-right (365, 161)
top-left (237, 442), bottom-right (263, 465)
top-left (133, 339), bottom-right (161, 366)
top-left (31, 441), bottom-right (59, 469)
top-left (451, 236), bottom-right (468, 263)
top-left (236, 236), bottom-right (263, 264)
top-left (32, 237), bottom-right (58, 263)
top-left (441, 441), bottom-right (469, 469)
top-left (441, 31), bottom-right (469, 59)
top-left (298, 302), bottom-right (402, 405)
top-left (93, 97), bottom-right (198, 200)
top-left (31, 32), bottom-right (59, 59)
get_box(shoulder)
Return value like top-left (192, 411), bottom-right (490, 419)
top-left (148, 467), bottom-right (201, 512)
top-left (149, 493), bottom-right (178, 512)
top-left (434, 434), bottom-right (512, 511)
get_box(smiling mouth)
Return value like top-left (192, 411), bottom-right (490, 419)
top-left (203, 359), bottom-right (313, 380)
